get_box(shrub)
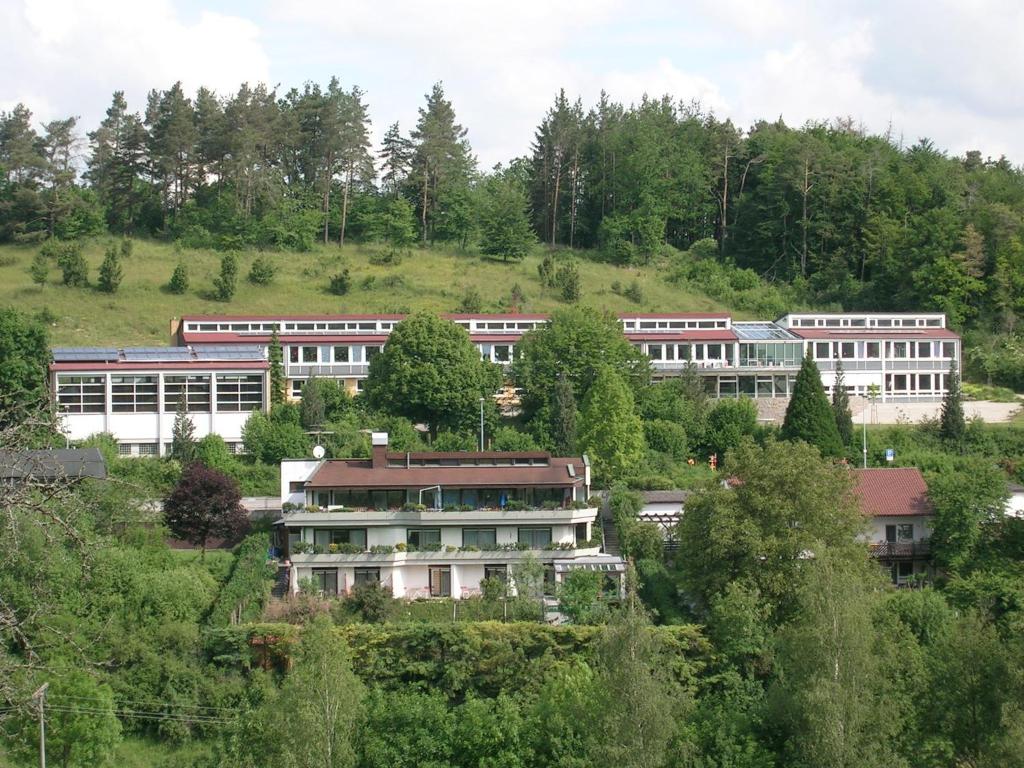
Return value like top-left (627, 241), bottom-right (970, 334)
top-left (344, 582), bottom-right (394, 623)
top-left (213, 253), bottom-right (238, 301)
top-left (623, 279), bottom-right (644, 304)
top-left (381, 274), bottom-right (405, 289)
top-left (248, 255), bottom-right (276, 285)
top-left (120, 238), bottom-right (133, 258)
top-left (538, 253), bottom-right (556, 287)
top-left (644, 419), bottom-right (688, 459)
top-left (167, 263), bottom-right (189, 294)
top-left (329, 269), bottom-right (352, 295)
top-left (360, 275), bottom-right (377, 290)
top-left (456, 287), bottom-right (484, 313)
top-left (97, 245), bottom-right (123, 293)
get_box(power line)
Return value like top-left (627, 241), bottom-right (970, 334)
top-left (52, 694), bottom-right (238, 713)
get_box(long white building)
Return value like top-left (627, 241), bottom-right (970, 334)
top-left (51, 311), bottom-right (960, 452)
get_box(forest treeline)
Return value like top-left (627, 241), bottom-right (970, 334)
top-left (4, 79), bottom-right (1024, 378)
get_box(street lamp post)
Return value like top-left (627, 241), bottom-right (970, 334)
top-left (479, 397), bottom-right (485, 451)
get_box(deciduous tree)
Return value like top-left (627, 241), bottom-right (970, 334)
top-left (163, 462), bottom-right (247, 556)
top-left (578, 366), bottom-right (645, 482)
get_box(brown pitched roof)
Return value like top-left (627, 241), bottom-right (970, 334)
top-left (853, 468), bottom-right (933, 517)
top-left (305, 456), bottom-right (586, 489)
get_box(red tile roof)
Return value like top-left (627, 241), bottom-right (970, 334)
top-left (853, 468), bottom-right (933, 517)
top-left (305, 455), bottom-right (586, 489)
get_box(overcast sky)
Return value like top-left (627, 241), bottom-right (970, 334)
top-left (3, 0), bottom-right (1023, 168)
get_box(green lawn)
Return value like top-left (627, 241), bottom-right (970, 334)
top-left (0, 239), bottom-right (729, 346)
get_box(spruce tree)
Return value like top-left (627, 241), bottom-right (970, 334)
top-left (213, 253), bottom-right (237, 301)
top-left (171, 394), bottom-right (197, 464)
top-left (300, 375), bottom-right (325, 430)
top-left (831, 357), bottom-right (854, 446)
top-left (268, 330), bottom-right (285, 406)
top-left (552, 377), bottom-right (578, 455)
top-left (97, 245), bottom-right (123, 293)
top-left (167, 263), bottom-right (189, 294)
top-left (940, 359), bottom-right (966, 448)
top-left (781, 353), bottom-right (843, 457)
top-left (29, 252), bottom-right (48, 286)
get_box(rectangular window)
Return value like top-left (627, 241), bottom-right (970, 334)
top-left (215, 374), bottom-right (263, 412)
top-left (918, 374), bottom-right (932, 392)
top-left (891, 342), bottom-right (908, 358)
top-left (163, 374), bottom-right (211, 412)
top-left (893, 374), bottom-right (907, 392)
top-left (407, 528), bottom-right (441, 549)
top-left (290, 380), bottom-right (303, 399)
top-left (118, 443), bottom-right (132, 456)
top-left (111, 375), bottom-right (158, 413)
top-left (56, 375), bottom-right (105, 413)
top-left (865, 342), bottom-right (880, 359)
top-left (493, 345), bottom-right (512, 363)
top-left (917, 342), bottom-right (932, 358)
top-left (429, 566), bottom-right (451, 597)
top-left (942, 342), bottom-right (957, 358)
top-left (301, 346), bottom-right (317, 363)
top-left (706, 344), bottom-right (722, 360)
top-left (289, 347), bottom-right (299, 363)
top-left (575, 522), bottom-right (589, 543)
top-left (366, 346), bottom-right (381, 362)
top-left (885, 524), bottom-right (914, 542)
top-left (648, 345), bottom-right (663, 361)
top-left (773, 375), bottom-right (789, 396)
top-left (518, 527), bottom-right (552, 548)
top-left (137, 443), bottom-right (158, 457)
top-left (840, 342), bottom-right (855, 359)
top-left (462, 528), bottom-right (497, 548)
top-left (354, 568), bottom-right (380, 585)
top-left (333, 346), bottom-right (350, 363)
top-left (891, 561), bottom-right (914, 584)
top-left (484, 564), bottom-right (507, 582)
top-left (814, 342), bottom-right (831, 359)
top-left (313, 528), bottom-right (367, 549)
top-left (312, 568), bottom-right (338, 595)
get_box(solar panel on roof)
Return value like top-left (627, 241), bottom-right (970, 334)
top-left (52, 348), bottom-right (119, 362)
top-left (192, 345), bottom-right (265, 361)
top-left (122, 347), bottom-right (192, 362)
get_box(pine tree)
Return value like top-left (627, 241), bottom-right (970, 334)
top-left (578, 366), bottom-right (645, 482)
top-left (213, 253), bottom-right (237, 301)
top-left (781, 353), bottom-right (843, 457)
top-left (167, 263), bottom-right (189, 294)
top-left (336, 85), bottom-right (374, 246)
top-left (269, 330), bottom-right (285, 406)
top-left (171, 393), bottom-right (197, 464)
top-left (940, 359), bottom-right (966, 448)
top-left (832, 357), bottom-right (854, 446)
top-left (97, 245), bottom-right (123, 293)
top-left (378, 121), bottom-right (413, 197)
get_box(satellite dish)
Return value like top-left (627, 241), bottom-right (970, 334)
top-left (312, 445), bottom-right (325, 459)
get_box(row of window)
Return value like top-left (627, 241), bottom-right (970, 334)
top-left (884, 373), bottom-right (946, 395)
top-left (790, 316), bottom-right (943, 329)
top-left (711, 375), bottom-right (798, 399)
top-left (288, 345), bottom-right (380, 365)
top-left (56, 374), bottom-right (264, 414)
top-left (646, 342), bottom-right (731, 363)
top-left (299, 526), bottom-right (561, 551)
top-left (813, 340), bottom-right (958, 361)
top-left (309, 563), bottom-right (512, 597)
top-left (622, 319), bottom-right (729, 331)
top-left (308, 486), bottom-right (571, 509)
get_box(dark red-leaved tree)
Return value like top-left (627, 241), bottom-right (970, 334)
top-left (163, 462), bottom-right (248, 557)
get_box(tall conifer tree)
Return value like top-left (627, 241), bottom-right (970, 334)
top-left (831, 357), bottom-right (854, 446)
top-left (782, 354), bottom-right (843, 457)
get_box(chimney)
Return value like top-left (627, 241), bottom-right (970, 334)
top-left (371, 432), bottom-right (389, 468)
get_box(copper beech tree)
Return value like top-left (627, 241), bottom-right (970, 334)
top-left (162, 462), bottom-right (247, 557)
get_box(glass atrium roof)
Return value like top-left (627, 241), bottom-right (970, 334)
top-left (733, 322), bottom-right (799, 341)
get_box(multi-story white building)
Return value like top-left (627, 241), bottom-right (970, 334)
top-left (854, 467), bottom-right (934, 586)
top-left (276, 433), bottom-right (624, 599)
top-left (173, 310), bottom-right (960, 403)
top-left (50, 345), bottom-right (269, 456)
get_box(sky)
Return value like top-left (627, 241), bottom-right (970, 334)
top-left (2, 0), bottom-right (1023, 169)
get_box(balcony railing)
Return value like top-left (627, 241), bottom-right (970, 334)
top-left (286, 363), bottom-right (370, 377)
top-left (869, 540), bottom-right (930, 559)
top-left (289, 545), bottom-right (602, 563)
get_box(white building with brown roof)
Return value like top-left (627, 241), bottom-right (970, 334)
top-left (275, 433), bottom-right (624, 599)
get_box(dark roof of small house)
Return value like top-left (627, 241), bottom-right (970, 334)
top-left (640, 490), bottom-right (691, 504)
top-left (853, 468), bottom-right (933, 517)
top-left (0, 448), bottom-right (107, 482)
top-left (305, 454), bottom-right (586, 489)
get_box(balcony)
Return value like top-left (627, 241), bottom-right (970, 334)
top-left (869, 540), bottom-right (930, 559)
top-left (289, 545), bottom-right (602, 565)
top-left (281, 505), bottom-right (599, 526)
top-left (286, 363), bottom-right (370, 377)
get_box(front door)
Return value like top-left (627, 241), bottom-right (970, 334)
top-left (429, 566), bottom-right (451, 597)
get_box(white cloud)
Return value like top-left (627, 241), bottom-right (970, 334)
top-left (0, 0), bottom-right (270, 125)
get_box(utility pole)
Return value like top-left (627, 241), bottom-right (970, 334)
top-left (32, 682), bottom-right (48, 768)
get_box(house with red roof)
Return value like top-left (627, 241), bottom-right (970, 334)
top-left (853, 467), bottom-right (934, 586)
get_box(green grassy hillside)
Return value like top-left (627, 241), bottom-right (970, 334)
top-left (0, 240), bottom-right (731, 346)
